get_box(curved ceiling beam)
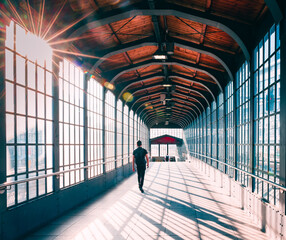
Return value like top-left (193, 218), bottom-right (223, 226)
top-left (141, 102), bottom-right (196, 123)
top-left (117, 73), bottom-right (213, 104)
top-left (130, 90), bottom-right (200, 116)
top-left (140, 104), bottom-right (195, 124)
top-left (148, 118), bottom-right (186, 128)
top-left (145, 114), bottom-right (189, 128)
top-left (169, 72), bottom-right (216, 101)
top-left (107, 59), bottom-right (224, 91)
top-left (116, 73), bottom-right (163, 98)
top-left (68, 3), bottom-right (251, 60)
top-left (91, 37), bottom-right (158, 71)
top-left (89, 36), bottom-right (233, 81)
top-left (172, 37), bottom-right (234, 81)
top-left (264, 0), bottom-right (283, 24)
top-left (146, 112), bottom-right (191, 128)
top-left (172, 82), bottom-right (209, 107)
top-left (127, 84), bottom-right (204, 112)
top-left (148, 117), bottom-right (186, 128)
top-left (138, 100), bottom-right (195, 121)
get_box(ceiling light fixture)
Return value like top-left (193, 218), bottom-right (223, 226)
top-left (153, 49), bottom-right (167, 60)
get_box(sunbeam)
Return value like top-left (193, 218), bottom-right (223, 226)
top-left (26, 0), bottom-right (36, 34)
top-left (41, 0), bottom-right (67, 39)
top-left (53, 48), bottom-right (100, 59)
top-left (7, 0), bottom-right (28, 31)
top-left (46, 10), bottom-right (94, 43)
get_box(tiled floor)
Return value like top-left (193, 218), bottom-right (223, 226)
top-left (24, 163), bottom-right (268, 240)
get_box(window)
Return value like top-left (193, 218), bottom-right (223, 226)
top-left (105, 91), bottom-right (115, 172)
top-left (58, 59), bottom-right (84, 188)
top-left (123, 105), bottom-right (129, 164)
top-left (253, 24), bottom-right (280, 205)
top-left (87, 78), bottom-right (103, 178)
top-left (129, 110), bottom-right (134, 157)
top-left (236, 61), bottom-right (250, 186)
top-left (225, 82), bottom-right (235, 177)
top-left (217, 93), bottom-right (224, 171)
top-left (5, 21), bottom-right (53, 207)
top-left (116, 100), bottom-right (123, 168)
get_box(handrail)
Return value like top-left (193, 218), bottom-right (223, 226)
top-left (189, 151), bottom-right (286, 192)
top-left (0, 156), bottom-right (131, 190)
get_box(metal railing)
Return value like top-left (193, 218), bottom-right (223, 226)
top-left (0, 156), bottom-right (131, 192)
top-left (189, 151), bottom-right (286, 192)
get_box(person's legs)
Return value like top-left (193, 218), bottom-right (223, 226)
top-left (139, 168), bottom-right (145, 189)
top-left (137, 167), bottom-right (145, 192)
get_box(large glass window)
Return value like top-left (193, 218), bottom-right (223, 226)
top-left (105, 91), bottom-right (115, 172)
top-left (123, 105), bottom-right (129, 164)
top-left (87, 78), bottom-right (103, 178)
top-left (129, 110), bottom-right (134, 157)
top-left (253, 24), bottom-right (280, 205)
top-left (5, 21), bottom-right (54, 207)
top-left (206, 107), bottom-right (211, 164)
top-left (116, 100), bottom-right (123, 168)
top-left (225, 82), bottom-right (235, 177)
top-left (236, 61), bottom-right (250, 186)
top-left (217, 93), bottom-right (224, 171)
top-left (58, 59), bottom-right (84, 188)
top-left (211, 101), bottom-right (217, 167)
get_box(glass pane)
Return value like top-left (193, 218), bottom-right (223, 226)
top-left (28, 90), bottom-right (36, 116)
top-left (270, 55), bottom-right (275, 85)
top-left (37, 67), bottom-right (45, 93)
top-left (16, 86), bottom-right (26, 115)
top-left (276, 50), bottom-right (280, 81)
top-left (27, 62), bottom-right (35, 89)
top-left (46, 96), bottom-right (53, 120)
top-left (46, 146), bottom-right (53, 169)
top-left (6, 146), bottom-right (15, 175)
top-left (5, 50), bottom-right (14, 81)
top-left (7, 177), bottom-right (15, 207)
top-left (277, 82), bottom-right (280, 112)
top-left (46, 120), bottom-right (53, 144)
top-left (28, 146), bottom-right (36, 171)
top-left (6, 114), bottom-right (15, 144)
top-left (38, 171), bottom-right (46, 196)
top-left (264, 61), bottom-right (269, 89)
top-left (46, 72), bottom-right (53, 96)
top-left (37, 93), bottom-right (45, 118)
top-left (28, 117), bottom-right (36, 144)
top-left (38, 119), bottom-right (45, 144)
top-left (5, 21), bottom-right (14, 50)
top-left (269, 86), bottom-right (275, 114)
top-left (16, 55), bottom-right (25, 85)
top-left (17, 116), bottom-right (26, 143)
top-left (17, 146), bottom-right (26, 173)
top-left (270, 25), bottom-right (275, 55)
top-left (29, 172), bottom-right (37, 199)
top-left (17, 174), bottom-right (27, 203)
top-left (38, 145), bottom-right (45, 170)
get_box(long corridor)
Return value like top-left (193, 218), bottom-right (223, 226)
top-left (24, 163), bottom-right (268, 240)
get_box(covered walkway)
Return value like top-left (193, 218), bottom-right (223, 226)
top-left (24, 163), bottom-right (268, 240)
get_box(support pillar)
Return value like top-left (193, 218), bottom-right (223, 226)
top-left (280, 12), bottom-right (286, 214)
top-left (52, 59), bottom-right (60, 192)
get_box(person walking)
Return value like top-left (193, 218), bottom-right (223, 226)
top-left (132, 140), bottom-right (149, 193)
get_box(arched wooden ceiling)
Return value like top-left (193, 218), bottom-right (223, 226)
top-left (9, 0), bottom-right (281, 128)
